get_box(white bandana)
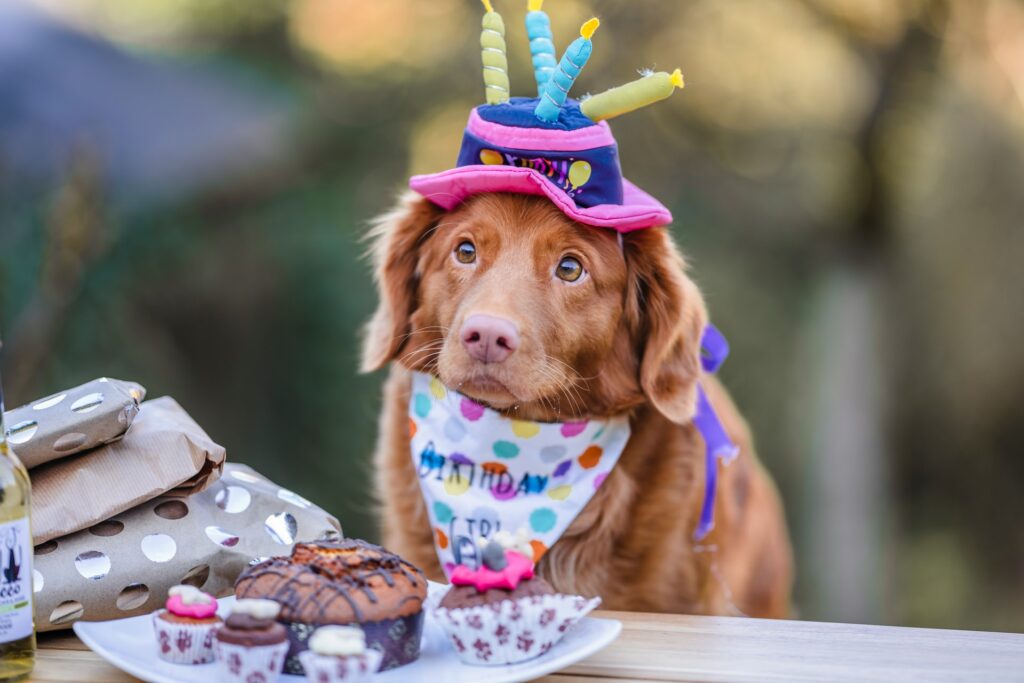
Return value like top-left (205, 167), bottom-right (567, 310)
top-left (408, 371), bottom-right (631, 575)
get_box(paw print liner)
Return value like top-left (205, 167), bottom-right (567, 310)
top-left (214, 638), bottom-right (289, 682)
top-left (151, 612), bottom-right (219, 665)
top-left (433, 592), bottom-right (601, 666)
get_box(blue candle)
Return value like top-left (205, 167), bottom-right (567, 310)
top-left (534, 17), bottom-right (599, 123)
top-left (525, 0), bottom-right (557, 95)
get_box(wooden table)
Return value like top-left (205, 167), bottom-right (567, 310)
top-left (29, 610), bottom-right (1024, 683)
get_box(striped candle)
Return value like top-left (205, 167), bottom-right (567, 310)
top-left (480, 0), bottom-right (510, 105)
top-left (534, 17), bottom-right (600, 123)
top-left (580, 68), bottom-right (685, 122)
top-left (525, 0), bottom-right (557, 94)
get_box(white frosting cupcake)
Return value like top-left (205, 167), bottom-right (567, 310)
top-left (309, 626), bottom-right (366, 657)
top-left (298, 625), bottom-right (381, 682)
top-left (230, 598), bottom-right (282, 620)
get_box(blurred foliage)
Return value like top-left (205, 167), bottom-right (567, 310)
top-left (2, 0), bottom-right (1023, 632)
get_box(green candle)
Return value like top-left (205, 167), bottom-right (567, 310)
top-left (580, 68), bottom-right (685, 122)
top-left (480, 0), bottom-right (510, 105)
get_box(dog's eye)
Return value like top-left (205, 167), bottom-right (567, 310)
top-left (454, 241), bottom-right (477, 264)
top-left (555, 256), bottom-right (584, 282)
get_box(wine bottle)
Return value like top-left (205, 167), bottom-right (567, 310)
top-left (0, 367), bottom-right (35, 682)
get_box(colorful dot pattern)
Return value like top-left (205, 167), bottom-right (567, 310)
top-left (407, 372), bottom-right (631, 575)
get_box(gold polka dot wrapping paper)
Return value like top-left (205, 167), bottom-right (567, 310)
top-left (32, 463), bottom-right (340, 631)
top-left (29, 396), bottom-right (226, 545)
top-left (3, 377), bottom-right (145, 469)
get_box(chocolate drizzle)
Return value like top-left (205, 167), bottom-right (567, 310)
top-left (234, 539), bottom-right (426, 624)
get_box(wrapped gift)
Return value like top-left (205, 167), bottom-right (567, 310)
top-left (3, 378), bottom-right (145, 469)
top-left (30, 396), bottom-right (226, 544)
top-left (33, 463), bottom-right (341, 631)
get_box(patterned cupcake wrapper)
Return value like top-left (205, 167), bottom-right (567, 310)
top-left (297, 649), bottom-right (383, 683)
top-left (433, 593), bottom-right (601, 666)
top-left (214, 639), bottom-right (289, 682)
top-left (282, 611), bottom-right (423, 675)
top-left (150, 612), bottom-right (218, 665)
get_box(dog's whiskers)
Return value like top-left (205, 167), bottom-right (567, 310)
top-left (546, 361), bottom-right (586, 414)
top-left (389, 325), bottom-right (451, 345)
top-left (398, 338), bottom-right (444, 360)
top-left (398, 339), bottom-right (446, 370)
top-left (409, 344), bottom-right (598, 422)
top-left (532, 359), bottom-right (590, 420)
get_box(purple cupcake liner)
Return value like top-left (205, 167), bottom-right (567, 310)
top-left (281, 611), bottom-right (423, 675)
top-left (298, 648), bottom-right (383, 682)
top-left (214, 639), bottom-right (289, 682)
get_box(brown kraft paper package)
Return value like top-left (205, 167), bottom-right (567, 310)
top-left (29, 396), bottom-right (226, 544)
top-left (4, 378), bottom-right (146, 469)
top-left (33, 463), bottom-right (341, 631)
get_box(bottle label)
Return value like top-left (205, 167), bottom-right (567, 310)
top-left (0, 517), bottom-right (32, 642)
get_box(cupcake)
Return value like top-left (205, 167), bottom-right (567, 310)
top-left (214, 598), bottom-right (290, 683)
top-left (151, 584), bottom-right (221, 664)
top-left (234, 538), bottom-right (427, 673)
top-left (297, 626), bottom-right (383, 682)
top-left (434, 531), bottom-right (601, 666)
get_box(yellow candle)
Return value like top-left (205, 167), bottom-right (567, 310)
top-left (580, 68), bottom-right (684, 122)
top-left (480, 0), bottom-right (510, 105)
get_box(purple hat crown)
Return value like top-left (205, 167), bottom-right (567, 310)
top-left (460, 98), bottom-right (623, 208)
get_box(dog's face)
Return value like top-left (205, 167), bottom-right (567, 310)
top-left (405, 194), bottom-right (628, 412)
top-left (363, 192), bottom-right (707, 423)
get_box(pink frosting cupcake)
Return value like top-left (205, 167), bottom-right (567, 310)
top-left (151, 584), bottom-right (221, 664)
top-left (433, 533), bottom-right (601, 666)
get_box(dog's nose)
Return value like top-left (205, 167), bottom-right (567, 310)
top-left (460, 314), bottom-right (520, 364)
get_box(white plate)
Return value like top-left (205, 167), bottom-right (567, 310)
top-left (74, 582), bottom-right (621, 683)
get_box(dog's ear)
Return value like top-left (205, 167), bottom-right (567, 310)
top-left (361, 192), bottom-right (445, 373)
top-left (623, 227), bottom-right (708, 424)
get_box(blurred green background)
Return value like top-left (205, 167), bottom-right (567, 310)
top-left (1, 0), bottom-right (1022, 632)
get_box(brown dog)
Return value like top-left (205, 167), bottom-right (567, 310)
top-left (362, 191), bottom-right (793, 618)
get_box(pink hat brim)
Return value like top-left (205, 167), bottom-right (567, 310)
top-left (409, 165), bottom-right (672, 233)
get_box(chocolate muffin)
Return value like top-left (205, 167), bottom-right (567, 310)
top-left (233, 539), bottom-right (427, 672)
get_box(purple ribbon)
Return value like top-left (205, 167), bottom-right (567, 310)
top-left (692, 324), bottom-right (740, 541)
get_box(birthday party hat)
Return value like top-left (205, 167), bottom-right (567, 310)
top-left (409, 0), bottom-right (686, 233)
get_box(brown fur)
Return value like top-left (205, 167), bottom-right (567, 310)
top-left (362, 191), bottom-right (793, 618)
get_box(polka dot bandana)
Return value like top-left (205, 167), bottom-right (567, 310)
top-left (408, 372), bottom-right (630, 576)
